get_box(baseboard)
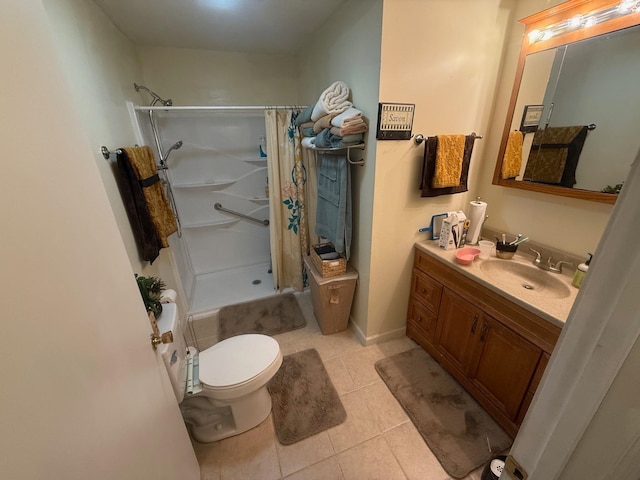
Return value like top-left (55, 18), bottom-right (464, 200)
top-left (350, 320), bottom-right (407, 347)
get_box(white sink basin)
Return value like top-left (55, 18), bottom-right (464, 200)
top-left (479, 260), bottom-right (572, 300)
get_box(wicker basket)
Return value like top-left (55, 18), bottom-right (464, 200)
top-left (310, 243), bottom-right (347, 278)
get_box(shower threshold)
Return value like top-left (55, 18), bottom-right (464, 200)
top-left (189, 262), bottom-right (277, 315)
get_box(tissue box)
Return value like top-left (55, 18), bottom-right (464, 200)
top-left (310, 243), bottom-right (347, 277)
top-left (438, 211), bottom-right (467, 250)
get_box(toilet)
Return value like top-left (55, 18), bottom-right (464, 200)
top-left (156, 303), bottom-right (283, 443)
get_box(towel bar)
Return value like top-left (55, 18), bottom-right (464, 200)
top-left (101, 146), bottom-right (123, 159)
top-left (413, 133), bottom-right (483, 145)
top-left (305, 143), bottom-right (366, 166)
top-left (214, 203), bottom-right (269, 226)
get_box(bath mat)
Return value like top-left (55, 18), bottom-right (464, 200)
top-left (218, 293), bottom-right (306, 340)
top-left (375, 348), bottom-right (512, 479)
top-left (268, 348), bottom-right (346, 445)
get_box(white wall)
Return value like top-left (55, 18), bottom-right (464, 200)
top-left (138, 46), bottom-right (301, 105)
top-left (42, 0), bottom-right (139, 268)
top-left (297, 0), bottom-right (383, 340)
top-left (477, 0), bottom-right (614, 257)
top-left (1, 1), bottom-right (198, 477)
top-left (362, 0), bottom-right (514, 340)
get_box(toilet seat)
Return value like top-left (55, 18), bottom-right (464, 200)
top-left (198, 334), bottom-right (282, 400)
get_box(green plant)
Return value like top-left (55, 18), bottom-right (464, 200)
top-left (601, 183), bottom-right (623, 194)
top-left (135, 274), bottom-right (166, 318)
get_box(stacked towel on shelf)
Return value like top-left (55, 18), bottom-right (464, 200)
top-left (294, 105), bottom-right (314, 126)
top-left (314, 129), bottom-right (364, 149)
top-left (313, 114), bottom-right (336, 133)
top-left (315, 153), bottom-right (351, 259)
top-left (116, 146), bottom-right (177, 263)
top-left (310, 81), bottom-right (352, 121)
top-left (297, 82), bottom-right (367, 147)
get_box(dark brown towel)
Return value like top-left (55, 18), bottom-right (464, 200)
top-left (420, 135), bottom-right (475, 197)
top-left (116, 146), bottom-right (177, 263)
top-left (523, 126), bottom-right (588, 187)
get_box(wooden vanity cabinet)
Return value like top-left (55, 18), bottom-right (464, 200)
top-left (406, 247), bottom-right (561, 437)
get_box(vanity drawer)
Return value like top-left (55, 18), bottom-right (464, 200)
top-left (411, 269), bottom-right (443, 315)
top-left (408, 299), bottom-right (438, 342)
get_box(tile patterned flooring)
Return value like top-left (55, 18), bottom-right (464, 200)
top-left (190, 292), bottom-right (488, 480)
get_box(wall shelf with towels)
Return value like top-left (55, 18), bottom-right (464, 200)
top-left (304, 143), bottom-right (366, 166)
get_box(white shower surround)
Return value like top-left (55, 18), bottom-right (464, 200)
top-left (133, 106), bottom-right (276, 314)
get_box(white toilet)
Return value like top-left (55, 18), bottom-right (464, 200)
top-left (156, 303), bottom-right (283, 443)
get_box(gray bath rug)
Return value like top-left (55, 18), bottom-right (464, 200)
top-left (267, 348), bottom-right (346, 445)
top-left (375, 348), bottom-right (512, 479)
top-left (218, 293), bottom-right (306, 341)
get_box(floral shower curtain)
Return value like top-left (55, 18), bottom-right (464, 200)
top-left (265, 108), bottom-right (316, 291)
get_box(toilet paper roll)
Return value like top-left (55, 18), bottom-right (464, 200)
top-left (466, 200), bottom-right (487, 245)
top-left (160, 288), bottom-right (177, 304)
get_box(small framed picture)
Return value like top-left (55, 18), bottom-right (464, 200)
top-left (376, 103), bottom-right (415, 140)
top-left (520, 104), bottom-right (544, 133)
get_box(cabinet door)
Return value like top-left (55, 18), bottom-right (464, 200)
top-left (408, 298), bottom-right (438, 342)
top-left (434, 288), bottom-right (481, 375)
top-left (410, 270), bottom-right (443, 314)
top-left (468, 314), bottom-right (542, 420)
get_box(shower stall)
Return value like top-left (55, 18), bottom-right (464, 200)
top-left (130, 103), bottom-right (276, 314)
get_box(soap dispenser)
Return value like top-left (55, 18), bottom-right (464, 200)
top-left (572, 253), bottom-right (592, 289)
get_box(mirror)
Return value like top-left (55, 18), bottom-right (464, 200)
top-left (493, 0), bottom-right (640, 204)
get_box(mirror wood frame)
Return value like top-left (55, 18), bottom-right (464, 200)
top-left (492, 0), bottom-right (640, 204)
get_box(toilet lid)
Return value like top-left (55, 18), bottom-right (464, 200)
top-left (199, 334), bottom-right (281, 388)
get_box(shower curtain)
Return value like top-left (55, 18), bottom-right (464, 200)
top-left (265, 108), bottom-right (316, 291)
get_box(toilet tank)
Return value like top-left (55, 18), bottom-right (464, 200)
top-left (156, 303), bottom-right (187, 403)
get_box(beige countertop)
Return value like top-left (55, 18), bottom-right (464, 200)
top-left (415, 241), bottom-right (579, 329)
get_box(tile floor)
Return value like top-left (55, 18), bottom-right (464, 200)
top-left (190, 292), bottom-right (488, 480)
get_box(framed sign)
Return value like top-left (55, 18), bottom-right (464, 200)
top-left (376, 103), bottom-right (415, 140)
top-left (520, 104), bottom-right (544, 133)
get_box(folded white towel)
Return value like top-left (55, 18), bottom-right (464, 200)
top-left (331, 106), bottom-right (362, 128)
top-left (310, 81), bottom-right (352, 121)
top-left (301, 136), bottom-right (316, 149)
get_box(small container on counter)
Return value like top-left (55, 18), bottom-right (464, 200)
top-left (495, 241), bottom-right (518, 259)
top-left (572, 253), bottom-right (592, 289)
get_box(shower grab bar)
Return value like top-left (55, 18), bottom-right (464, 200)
top-left (214, 203), bottom-right (269, 226)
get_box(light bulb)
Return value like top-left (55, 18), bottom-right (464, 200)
top-left (528, 29), bottom-right (543, 43)
top-left (618, 0), bottom-right (637, 13)
top-left (584, 16), bottom-right (598, 27)
top-left (568, 14), bottom-right (583, 28)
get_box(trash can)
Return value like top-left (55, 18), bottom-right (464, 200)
top-left (304, 256), bottom-right (358, 335)
top-left (481, 455), bottom-right (506, 480)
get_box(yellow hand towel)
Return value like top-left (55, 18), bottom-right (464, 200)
top-left (501, 130), bottom-right (524, 179)
top-left (123, 146), bottom-right (177, 247)
top-left (432, 135), bottom-right (465, 188)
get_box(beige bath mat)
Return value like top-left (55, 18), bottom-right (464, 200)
top-left (268, 348), bottom-right (346, 445)
top-left (218, 293), bottom-right (306, 340)
top-left (375, 348), bottom-right (512, 478)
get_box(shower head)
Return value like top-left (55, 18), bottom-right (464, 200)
top-left (162, 140), bottom-right (183, 164)
top-left (134, 82), bottom-right (173, 107)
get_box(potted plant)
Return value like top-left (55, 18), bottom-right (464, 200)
top-left (135, 274), bottom-right (165, 318)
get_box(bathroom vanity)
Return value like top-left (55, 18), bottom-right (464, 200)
top-left (407, 242), bottom-right (576, 438)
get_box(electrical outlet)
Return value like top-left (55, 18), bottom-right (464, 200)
top-left (504, 455), bottom-right (528, 480)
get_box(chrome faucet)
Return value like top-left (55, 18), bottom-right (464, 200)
top-left (530, 249), bottom-right (573, 274)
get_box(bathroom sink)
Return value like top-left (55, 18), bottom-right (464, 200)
top-left (479, 260), bottom-right (572, 300)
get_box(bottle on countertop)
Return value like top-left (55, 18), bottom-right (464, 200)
top-left (259, 136), bottom-right (267, 158)
top-left (572, 253), bottom-right (593, 289)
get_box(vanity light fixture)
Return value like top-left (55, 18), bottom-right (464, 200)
top-left (528, 0), bottom-right (639, 43)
